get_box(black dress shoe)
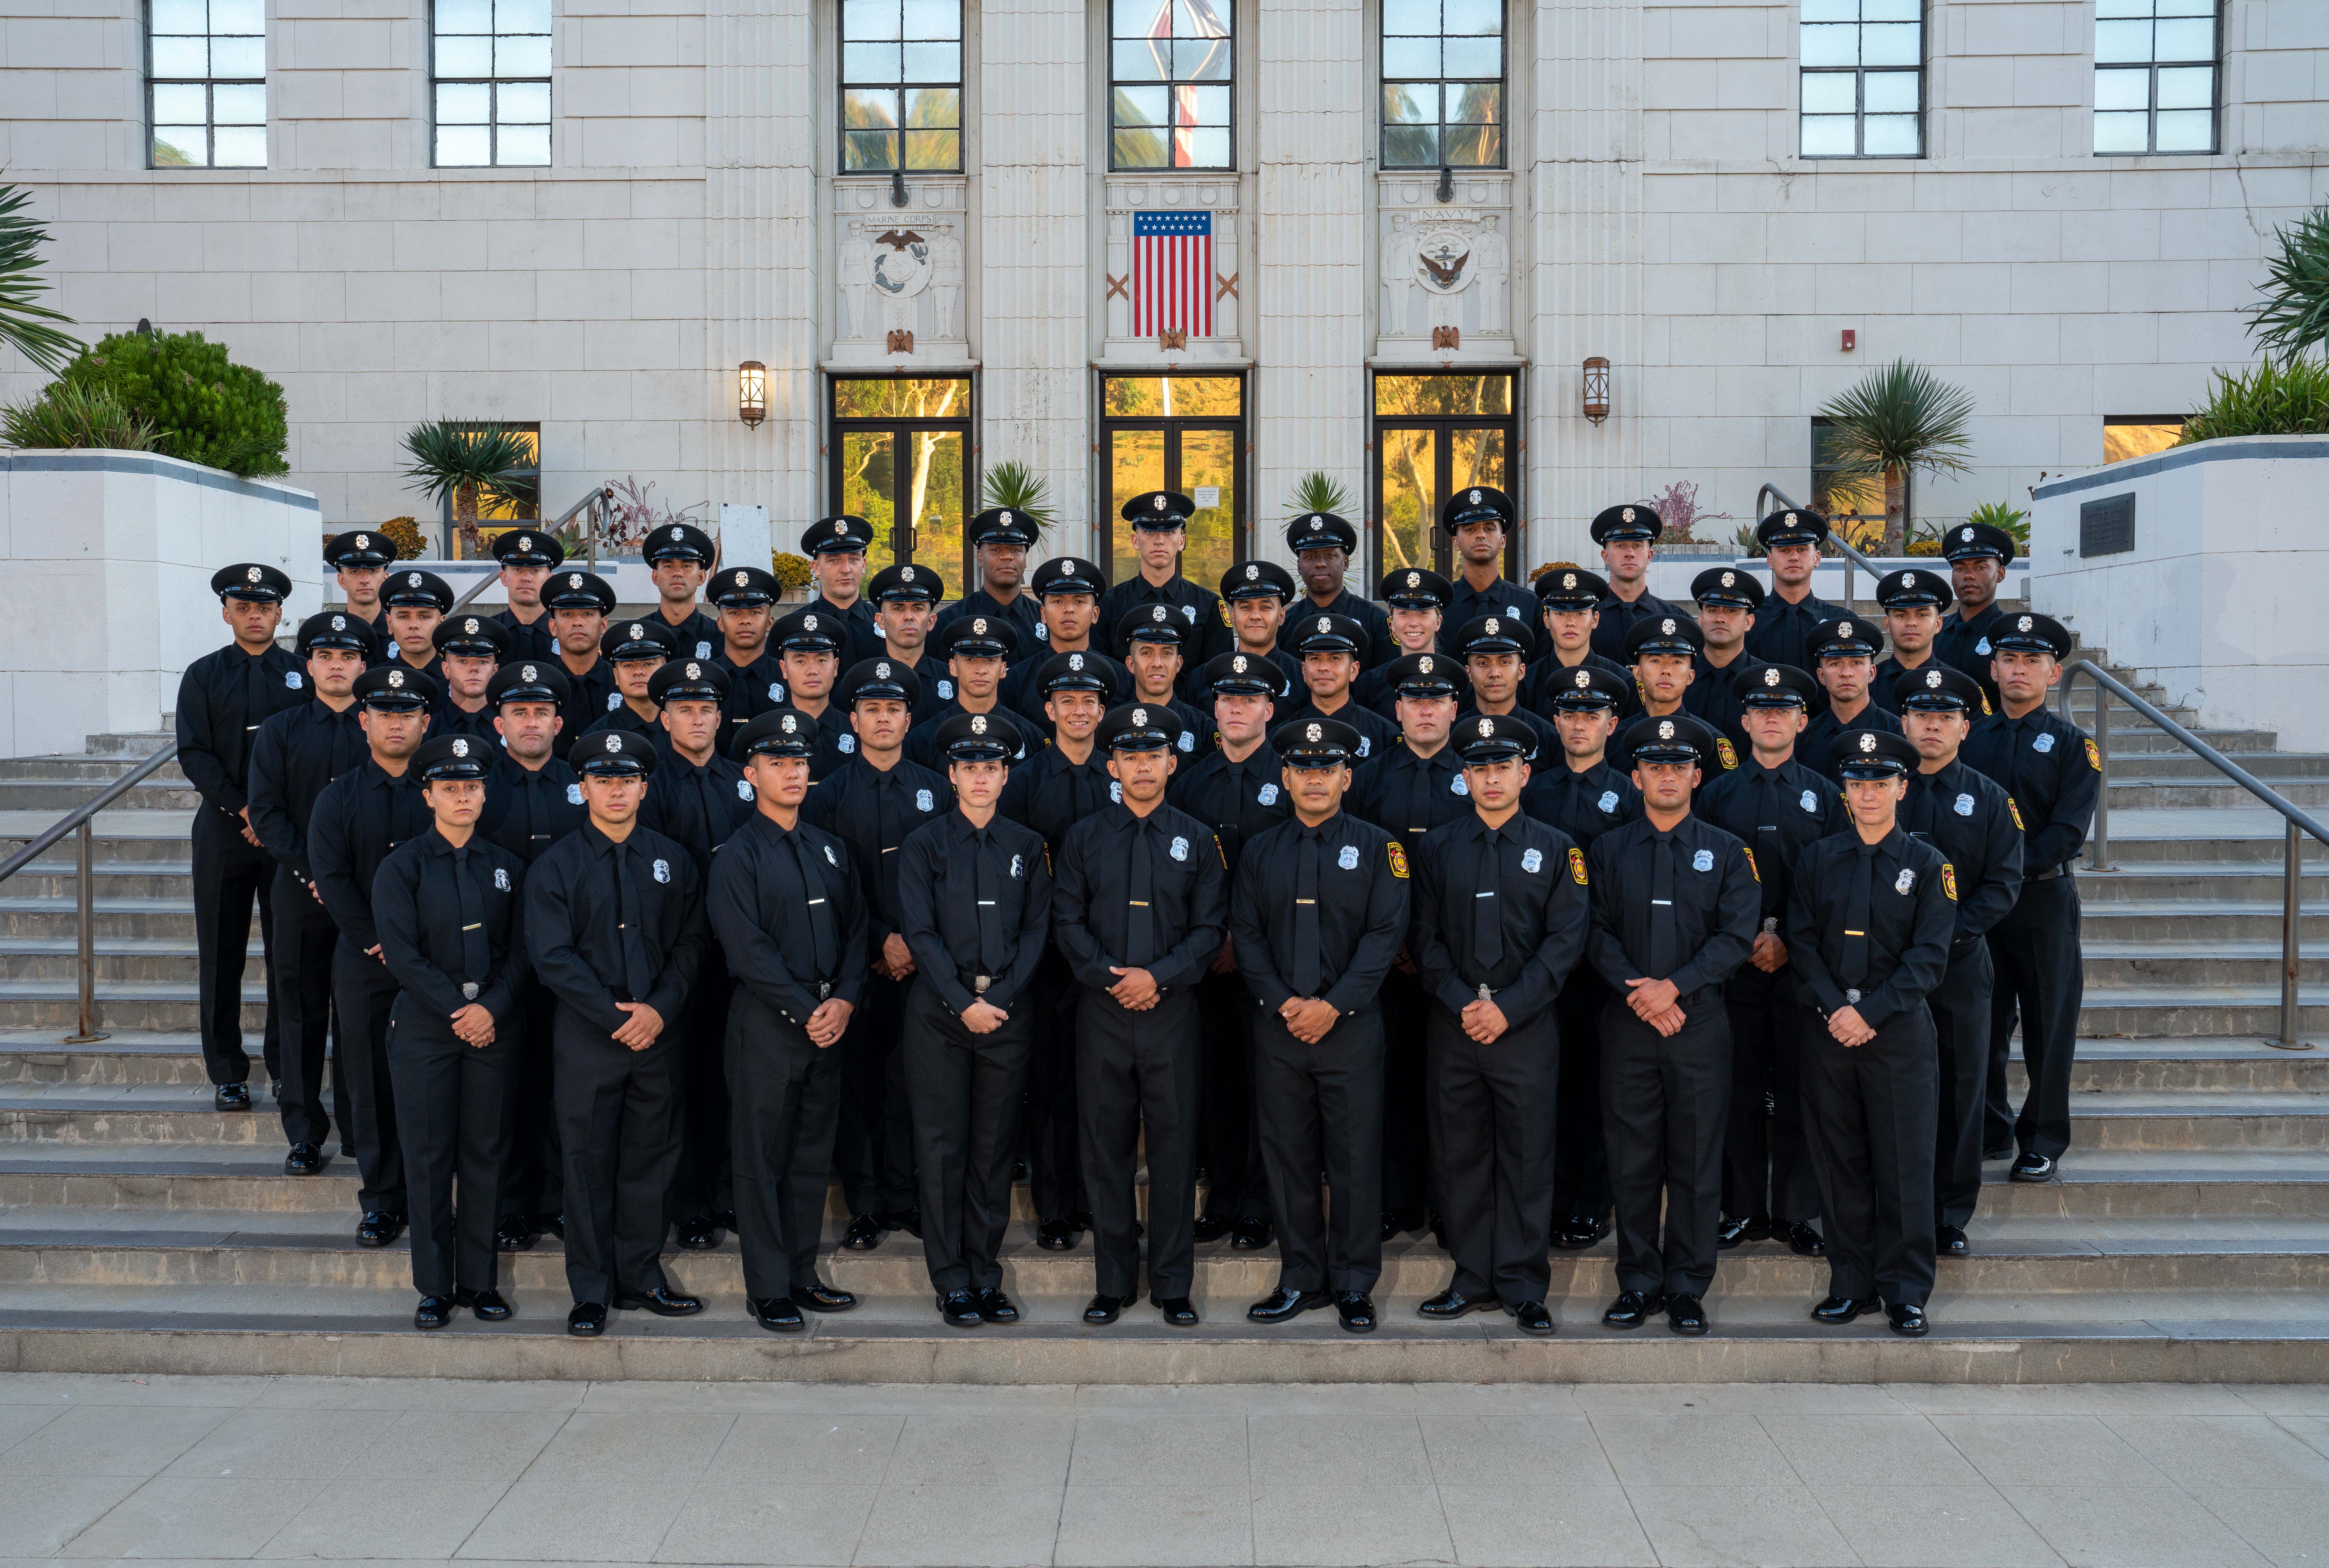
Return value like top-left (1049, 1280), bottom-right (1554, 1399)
top-left (975, 1287), bottom-right (1020, 1324)
top-left (884, 1208), bottom-right (923, 1239)
top-left (1716, 1215), bottom-right (1751, 1249)
top-left (1937, 1224), bottom-right (1970, 1256)
top-left (674, 1214), bottom-right (722, 1250)
top-left (455, 1287), bottom-right (512, 1321)
top-left (214, 1083), bottom-right (252, 1112)
top-left (1602, 1289), bottom-right (1665, 1329)
top-left (283, 1143), bottom-right (327, 1176)
top-left (414, 1295), bottom-right (454, 1330)
top-left (939, 1289), bottom-right (983, 1328)
top-left (537, 1211), bottom-right (565, 1239)
top-left (1782, 1221), bottom-right (1826, 1257)
top-left (1334, 1292), bottom-right (1378, 1333)
top-left (1514, 1301), bottom-right (1555, 1336)
top-left (1555, 1214), bottom-right (1610, 1250)
top-left (613, 1286), bottom-right (703, 1317)
top-left (2010, 1151), bottom-right (2058, 1182)
top-left (1418, 1287), bottom-right (1497, 1320)
top-left (1230, 1218), bottom-right (1274, 1250)
top-left (495, 1215), bottom-right (537, 1252)
top-left (1666, 1294), bottom-right (1709, 1335)
top-left (1036, 1219), bottom-right (1082, 1250)
top-left (356, 1211), bottom-right (405, 1247)
top-left (1248, 1285), bottom-right (1330, 1322)
top-left (796, 1280), bottom-right (857, 1313)
top-left (1157, 1296), bottom-right (1199, 1326)
top-left (1887, 1301), bottom-right (1930, 1336)
top-left (1191, 1214), bottom-right (1233, 1243)
top-left (1083, 1293), bottom-right (1129, 1324)
top-left (750, 1296), bottom-right (805, 1332)
top-left (567, 1301), bottom-right (607, 1336)
top-left (841, 1214), bottom-right (883, 1250)
top-left (1812, 1295), bottom-right (1879, 1324)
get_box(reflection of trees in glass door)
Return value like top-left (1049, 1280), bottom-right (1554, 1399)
top-left (1099, 375), bottom-right (1245, 588)
top-left (830, 376), bottom-right (973, 580)
top-left (1372, 372), bottom-right (1516, 578)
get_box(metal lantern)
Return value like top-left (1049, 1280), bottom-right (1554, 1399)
top-left (1582, 357), bottom-right (1611, 424)
top-left (738, 361), bottom-right (766, 427)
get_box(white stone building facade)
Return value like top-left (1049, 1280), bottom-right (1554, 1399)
top-left (3, 0), bottom-right (2327, 582)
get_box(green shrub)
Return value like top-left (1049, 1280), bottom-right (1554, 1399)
top-left (56, 329), bottom-right (289, 477)
top-left (2179, 357), bottom-right (2329, 444)
top-left (0, 379), bottom-right (159, 453)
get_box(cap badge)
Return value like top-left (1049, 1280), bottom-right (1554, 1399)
top-left (605, 734), bottom-right (621, 751)
top-left (1763, 667), bottom-right (1781, 686)
top-left (331, 615), bottom-right (346, 630)
top-left (734, 571), bottom-right (747, 585)
top-left (1962, 526), bottom-right (1975, 541)
top-left (463, 618), bottom-right (479, 634)
top-left (1245, 564), bottom-right (1259, 580)
top-left (1622, 507), bottom-right (1636, 523)
top-left (1000, 511), bottom-right (1013, 525)
top-left (876, 661), bottom-right (890, 677)
top-left (517, 537), bottom-right (532, 552)
top-left (684, 662), bottom-right (701, 679)
top-left (1860, 732), bottom-right (1879, 752)
top-left (387, 669), bottom-right (405, 688)
top-left (1658, 720), bottom-right (1674, 739)
top-left (1485, 618), bottom-right (1499, 634)
top-left (1132, 707), bottom-right (1149, 725)
top-left (245, 566), bottom-right (261, 582)
top-left (1317, 617), bottom-right (1331, 633)
top-left (668, 526), bottom-right (682, 539)
top-left (1406, 572), bottom-right (1420, 586)
top-left (1661, 618), bottom-right (1677, 634)
top-left (1069, 653), bottom-right (1084, 670)
top-left (2018, 615), bottom-right (2034, 632)
top-left (406, 572), bottom-right (421, 586)
top-left (804, 615), bottom-right (818, 629)
top-left (1469, 489), bottom-right (1482, 504)
top-left (521, 664), bottom-right (537, 680)
top-left (902, 566), bottom-right (916, 580)
top-left (1306, 723), bottom-right (1322, 742)
top-left (1721, 572), bottom-right (1735, 586)
top-left (354, 534), bottom-right (370, 548)
top-left (781, 714), bottom-right (797, 732)
top-left (1479, 717), bottom-right (1496, 735)
top-left (1150, 606), bottom-right (1166, 621)
top-left (628, 624), bottom-right (644, 639)
top-left (451, 738), bottom-right (469, 757)
top-left (568, 574), bottom-right (582, 588)
top-left (1897, 572), bottom-right (1911, 586)
top-left (1232, 655), bottom-right (1248, 671)
top-left (971, 715), bottom-right (988, 734)
top-left (1155, 494), bottom-right (1170, 512)
top-left (1784, 512), bottom-right (1798, 526)
top-left (1575, 669), bottom-right (1591, 688)
top-left (1418, 656), bottom-right (1433, 672)
top-left (971, 618), bottom-right (988, 633)
top-left (1927, 670), bottom-right (1943, 687)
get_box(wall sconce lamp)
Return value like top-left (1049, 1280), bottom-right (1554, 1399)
top-left (738, 361), bottom-right (766, 427)
top-left (1582, 357), bottom-right (1612, 424)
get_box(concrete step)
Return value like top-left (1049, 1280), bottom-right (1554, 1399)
top-left (2099, 752), bottom-right (2329, 782)
top-left (2078, 986), bottom-right (2329, 1040)
top-left (0, 981), bottom-right (262, 1034)
top-left (0, 779), bottom-right (199, 812)
top-left (2106, 780), bottom-right (2329, 809)
top-left (0, 755), bottom-right (189, 784)
top-left (2077, 903), bottom-right (2329, 942)
top-left (2076, 866), bottom-right (2329, 902)
top-left (82, 731), bottom-right (174, 758)
top-left (0, 940), bottom-right (268, 985)
top-left (2074, 943), bottom-right (2329, 989)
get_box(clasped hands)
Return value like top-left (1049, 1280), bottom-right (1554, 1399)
top-left (1623, 976), bottom-right (1687, 1038)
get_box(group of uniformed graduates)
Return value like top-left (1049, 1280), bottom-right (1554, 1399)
top-left (173, 483), bottom-right (2095, 1338)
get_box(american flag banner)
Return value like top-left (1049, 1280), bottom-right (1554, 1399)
top-left (1132, 210), bottom-right (1214, 339)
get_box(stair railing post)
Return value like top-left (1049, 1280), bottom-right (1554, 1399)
top-left (2283, 818), bottom-right (2308, 1050)
top-left (2084, 665), bottom-right (2110, 872)
top-left (65, 818), bottom-right (107, 1044)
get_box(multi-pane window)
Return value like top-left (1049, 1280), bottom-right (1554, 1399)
top-left (2095, 0), bottom-right (2217, 155)
top-left (148, 0), bottom-right (265, 168)
top-left (433, 0), bottom-right (551, 167)
top-left (1110, 0), bottom-right (1232, 170)
top-left (1380, 0), bottom-right (1504, 168)
top-left (1799, 1), bottom-right (1922, 158)
top-left (842, 0), bottom-right (963, 172)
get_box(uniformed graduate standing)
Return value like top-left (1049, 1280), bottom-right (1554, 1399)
top-left (906, 614), bottom-right (1030, 770)
top-left (708, 565), bottom-right (789, 746)
top-left (1896, 665), bottom-right (2024, 1256)
top-left (800, 514), bottom-right (886, 671)
top-left (1800, 616), bottom-right (1905, 782)
top-left (934, 506), bottom-right (1046, 654)
top-left (895, 712), bottom-right (1055, 1329)
top-left (709, 709), bottom-right (869, 1333)
top-left (379, 568), bottom-right (454, 675)
top-left (1524, 567), bottom-right (1639, 721)
top-left (490, 526), bottom-right (564, 661)
top-left (1453, 612), bottom-right (1531, 720)
top-left (176, 564), bottom-right (304, 1111)
top-left (1281, 611), bottom-right (1398, 762)
top-left (1440, 488), bottom-right (1537, 647)
top-left (1617, 613), bottom-right (1739, 773)
top-left (1097, 490), bottom-right (1235, 665)
top-left (1934, 521), bottom-right (2018, 706)
top-left (1001, 557), bottom-right (1129, 727)
top-left (323, 529), bottom-right (398, 631)
top-left (373, 734), bottom-right (530, 1330)
top-left (642, 522), bottom-right (723, 660)
top-left (1207, 560), bottom-right (1303, 704)
top-left (1230, 718), bottom-right (1412, 1335)
top-left (1355, 568), bottom-right (1452, 718)
top-left (1115, 606), bottom-right (1218, 758)
top-left (1685, 566), bottom-right (1766, 751)
top-left (428, 612), bottom-right (510, 740)
top-left (1747, 509), bottom-right (1849, 671)
top-left (308, 664), bottom-right (439, 1246)
top-left (247, 611), bottom-right (377, 1174)
top-left (1586, 503), bottom-right (1686, 665)
top-left (581, 619), bottom-right (674, 742)
top-left (1693, 663), bottom-right (1839, 1255)
top-left (1411, 713), bottom-right (1590, 1334)
top-left (806, 659), bottom-right (951, 1249)
top-left (1961, 611), bottom-right (2096, 1182)
top-left (1584, 714), bottom-right (1761, 1335)
top-left (543, 570), bottom-right (618, 758)
top-left (525, 730), bottom-right (711, 1336)
top-left (1170, 651), bottom-right (1291, 1250)
top-left (1786, 729), bottom-right (1959, 1338)
top-left (769, 606), bottom-right (862, 779)
top-left (868, 562), bottom-right (953, 721)
top-left (1289, 510), bottom-right (1397, 670)
top-left (1055, 703), bottom-right (1229, 1326)
top-left (1870, 568), bottom-right (1957, 707)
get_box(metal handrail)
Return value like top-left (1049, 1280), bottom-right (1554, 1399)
top-left (2058, 658), bottom-right (2323, 1050)
top-left (0, 742), bottom-right (181, 1043)
top-left (1753, 482), bottom-right (1880, 601)
top-left (339, 484), bottom-right (619, 612)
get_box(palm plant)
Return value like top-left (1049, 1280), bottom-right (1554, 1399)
top-left (2178, 357), bottom-right (2329, 444)
top-left (1816, 359), bottom-right (1977, 556)
top-left (981, 459), bottom-right (1056, 527)
top-left (1286, 470), bottom-right (1353, 517)
top-left (2247, 205), bottom-right (2329, 366)
top-left (0, 379), bottom-right (158, 453)
top-left (0, 182), bottom-right (80, 373)
top-left (400, 420), bottom-right (538, 558)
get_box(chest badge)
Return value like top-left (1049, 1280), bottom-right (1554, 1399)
top-left (2032, 732), bottom-right (2055, 753)
top-left (1521, 847), bottom-right (1542, 874)
top-left (1337, 845), bottom-right (1360, 870)
top-left (1954, 792), bottom-right (1975, 816)
top-left (1598, 789), bottom-right (1619, 814)
top-left (1895, 867), bottom-right (1917, 894)
top-left (825, 844), bottom-right (839, 866)
top-left (607, 692), bottom-right (622, 711)
top-left (1800, 788), bottom-right (1819, 814)
top-left (916, 788), bottom-right (935, 812)
top-left (1110, 780), bottom-right (1123, 803)
top-left (1356, 737), bottom-right (1372, 758)
top-left (566, 783), bottom-right (583, 804)
top-left (286, 670), bottom-right (303, 689)
top-left (493, 867), bottom-right (510, 891)
top-left (838, 733), bottom-right (857, 753)
top-left (769, 682), bottom-right (784, 701)
top-left (695, 641), bottom-right (712, 659)
top-left (1178, 731), bottom-right (1194, 752)
top-left (1258, 783), bottom-right (1279, 805)
top-left (652, 858), bottom-right (671, 884)
top-left (1452, 774), bottom-right (1468, 795)
top-left (1009, 853), bottom-right (1024, 879)
top-left (938, 679), bottom-right (954, 699)
top-left (1182, 604), bottom-right (1197, 624)
top-left (1170, 835), bottom-right (1189, 861)
top-left (1975, 637), bottom-right (1991, 656)
top-left (1692, 849), bottom-right (1714, 872)
top-left (737, 778), bottom-right (754, 800)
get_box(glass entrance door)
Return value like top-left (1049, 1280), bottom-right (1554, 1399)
top-left (1099, 374), bottom-right (1245, 587)
top-left (830, 376), bottom-right (974, 580)
top-left (1372, 372), bottom-right (1517, 578)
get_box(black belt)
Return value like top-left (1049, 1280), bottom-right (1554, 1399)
top-left (2027, 864), bottom-right (2072, 883)
top-left (1677, 984), bottom-right (1722, 1007)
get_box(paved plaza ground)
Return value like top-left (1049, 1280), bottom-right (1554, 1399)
top-left (0, 1375), bottom-right (2325, 1566)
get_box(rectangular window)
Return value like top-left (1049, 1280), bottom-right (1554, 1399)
top-left (1381, 0), bottom-right (1504, 168)
top-left (433, 0), bottom-right (552, 167)
top-left (148, 0), bottom-right (266, 168)
top-left (1373, 372), bottom-right (1517, 580)
top-left (830, 377), bottom-right (973, 575)
top-left (842, 0), bottom-right (962, 172)
top-left (1799, 0), bottom-right (1922, 159)
top-left (2103, 415), bottom-right (2186, 464)
top-left (1110, 0), bottom-right (1233, 170)
top-left (2095, 0), bottom-right (2217, 155)
top-left (1810, 416), bottom-right (1897, 551)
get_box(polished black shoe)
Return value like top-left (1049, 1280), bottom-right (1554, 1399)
top-left (938, 1289), bottom-right (983, 1327)
top-left (1191, 1214), bottom-right (1233, 1243)
top-left (454, 1287), bottom-right (512, 1321)
top-left (495, 1215), bottom-right (537, 1252)
top-left (1555, 1213), bottom-right (1610, 1250)
top-left (1418, 1287), bottom-right (1498, 1320)
top-left (1812, 1295), bottom-right (1879, 1325)
top-left (2010, 1151), bottom-right (2058, 1183)
top-left (282, 1142), bottom-right (327, 1176)
top-left (841, 1213), bottom-right (884, 1250)
top-left (1602, 1289), bottom-right (1665, 1329)
top-left (1937, 1224), bottom-right (1970, 1257)
top-left (749, 1295), bottom-right (805, 1332)
top-left (1248, 1285), bottom-right (1331, 1323)
top-left (1083, 1293), bottom-right (1130, 1325)
top-left (796, 1280), bottom-right (857, 1313)
top-left (1334, 1292), bottom-right (1378, 1333)
top-left (414, 1294), bottom-right (454, 1330)
top-left (975, 1287), bottom-right (1020, 1324)
top-left (214, 1083), bottom-right (252, 1112)
top-left (613, 1286), bottom-right (703, 1317)
top-left (1666, 1294), bottom-right (1709, 1336)
top-left (1036, 1219), bottom-right (1082, 1250)
top-left (536, 1211), bottom-right (565, 1239)
top-left (883, 1207), bottom-right (923, 1239)
top-left (1157, 1296), bottom-right (1199, 1326)
top-left (567, 1301), bottom-right (607, 1336)
top-left (675, 1214), bottom-right (722, 1250)
top-left (356, 1211), bottom-right (405, 1247)
top-left (1717, 1214), bottom-right (1772, 1249)
top-left (1781, 1220), bottom-right (1827, 1257)
top-left (1514, 1301), bottom-right (1555, 1336)
top-left (1230, 1218), bottom-right (1274, 1250)
top-left (1887, 1301), bottom-right (1930, 1337)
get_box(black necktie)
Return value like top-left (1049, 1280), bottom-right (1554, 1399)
top-left (1124, 818), bottom-right (1156, 967)
top-left (972, 831), bottom-right (1006, 975)
top-left (792, 831), bottom-right (838, 980)
top-left (614, 844), bottom-right (655, 1002)
top-left (1475, 826), bottom-right (1503, 972)
top-left (240, 655), bottom-right (269, 781)
top-left (873, 773), bottom-right (904, 911)
top-left (1648, 833), bottom-right (1678, 978)
top-left (1841, 843), bottom-right (1878, 992)
top-left (454, 845), bottom-right (489, 991)
top-left (1290, 828), bottom-right (1322, 998)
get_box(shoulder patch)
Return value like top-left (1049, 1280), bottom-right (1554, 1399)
top-left (1567, 845), bottom-right (1588, 885)
top-left (1941, 861), bottom-right (1958, 901)
top-left (1742, 846), bottom-right (1759, 883)
top-left (1715, 737), bottom-right (1738, 770)
top-left (2084, 737), bottom-right (2102, 772)
top-left (2008, 795), bottom-right (2026, 832)
top-left (1387, 840), bottom-right (1409, 880)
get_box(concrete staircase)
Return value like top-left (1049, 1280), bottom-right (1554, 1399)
top-left (1, 662), bottom-right (2326, 1386)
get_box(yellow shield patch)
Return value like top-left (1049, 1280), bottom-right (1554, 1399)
top-left (1941, 862), bottom-right (1959, 902)
top-left (1387, 840), bottom-right (1410, 880)
top-left (1568, 846), bottom-right (1589, 885)
top-left (1716, 738), bottom-right (1739, 770)
top-left (2008, 796), bottom-right (2026, 831)
top-left (1742, 847), bottom-right (1760, 883)
top-left (2084, 737), bottom-right (2102, 772)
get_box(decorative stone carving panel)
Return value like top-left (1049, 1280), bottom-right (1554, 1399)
top-left (1373, 171), bottom-right (1514, 360)
top-left (830, 176), bottom-right (972, 365)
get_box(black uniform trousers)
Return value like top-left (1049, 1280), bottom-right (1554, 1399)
top-left (1377, 968), bottom-right (1432, 1223)
top-left (670, 944), bottom-right (735, 1223)
top-left (1721, 963), bottom-right (1821, 1228)
top-left (1195, 966), bottom-right (1268, 1224)
top-left (1253, 1003), bottom-right (1385, 1296)
top-left (553, 1010), bottom-right (684, 1304)
top-left (331, 946), bottom-right (407, 1217)
top-left (191, 809), bottom-right (280, 1088)
top-left (496, 979), bottom-right (563, 1225)
top-left (1800, 1007), bottom-right (1939, 1307)
top-left (1985, 876), bottom-right (2083, 1159)
top-left (1934, 936), bottom-right (1997, 1230)
top-left (726, 994), bottom-right (846, 1301)
top-left (835, 972), bottom-right (916, 1219)
top-left (1428, 1003), bottom-right (1559, 1306)
top-left (1022, 948), bottom-right (1083, 1224)
top-left (904, 979), bottom-right (1036, 1294)
top-left (386, 1003), bottom-right (512, 1298)
top-left (1077, 987), bottom-right (1202, 1301)
top-left (1550, 972), bottom-right (1614, 1225)
top-left (270, 870), bottom-right (340, 1150)
top-left (1601, 991), bottom-right (1730, 1298)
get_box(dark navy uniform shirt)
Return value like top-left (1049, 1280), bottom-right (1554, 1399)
top-left (1583, 813), bottom-right (1761, 997)
top-left (896, 809), bottom-right (1054, 1015)
top-left (804, 754), bottom-right (953, 942)
top-left (1411, 810), bottom-right (1592, 1022)
top-left (307, 759), bottom-right (432, 953)
top-left (1167, 743), bottom-right (1290, 880)
top-left (1521, 760), bottom-right (1643, 851)
top-left (1785, 827), bottom-right (1956, 1028)
top-left (1694, 755), bottom-right (1843, 925)
top-left (247, 700), bottom-right (369, 883)
top-left (175, 642), bottom-right (309, 817)
top-left (373, 828), bottom-right (532, 1022)
top-left (1228, 809), bottom-right (1411, 1015)
top-left (1054, 801), bottom-right (1230, 996)
top-left (1901, 756), bottom-right (2025, 941)
top-left (1961, 704), bottom-right (2098, 877)
top-left (707, 811), bottom-right (870, 1027)
top-left (525, 821), bottom-right (710, 1031)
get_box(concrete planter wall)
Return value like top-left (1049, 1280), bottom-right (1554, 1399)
top-left (2032, 434), bottom-right (2329, 750)
top-left (0, 450), bottom-right (320, 757)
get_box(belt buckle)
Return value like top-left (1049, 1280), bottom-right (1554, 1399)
top-left (1476, 984), bottom-right (1495, 1003)
top-left (974, 975), bottom-right (991, 995)
top-left (1844, 988), bottom-right (1862, 1005)
top-left (817, 981), bottom-right (832, 1001)
top-left (460, 982), bottom-right (480, 1001)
